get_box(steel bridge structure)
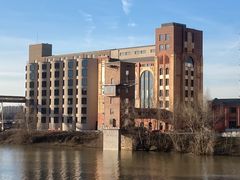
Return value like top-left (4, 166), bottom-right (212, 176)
top-left (0, 95), bottom-right (26, 131)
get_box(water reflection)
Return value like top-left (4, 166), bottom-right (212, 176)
top-left (0, 145), bottom-right (240, 180)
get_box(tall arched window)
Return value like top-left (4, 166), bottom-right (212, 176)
top-left (140, 71), bottom-right (154, 108)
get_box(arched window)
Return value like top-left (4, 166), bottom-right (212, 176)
top-left (140, 71), bottom-right (154, 108)
top-left (185, 57), bottom-right (194, 67)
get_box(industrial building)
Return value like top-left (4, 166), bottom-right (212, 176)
top-left (25, 22), bottom-right (203, 131)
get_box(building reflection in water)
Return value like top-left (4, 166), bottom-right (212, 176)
top-left (96, 150), bottom-right (120, 180)
top-left (1, 146), bottom-right (239, 180)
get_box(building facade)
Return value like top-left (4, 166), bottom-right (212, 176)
top-left (25, 22), bottom-right (203, 131)
top-left (212, 98), bottom-right (240, 132)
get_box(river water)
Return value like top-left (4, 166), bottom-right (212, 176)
top-left (0, 145), bottom-right (239, 180)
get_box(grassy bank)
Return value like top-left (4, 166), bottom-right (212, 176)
top-left (0, 130), bottom-right (102, 148)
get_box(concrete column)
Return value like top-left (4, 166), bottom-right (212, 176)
top-left (103, 128), bottom-right (120, 151)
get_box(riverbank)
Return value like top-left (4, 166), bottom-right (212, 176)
top-left (0, 130), bottom-right (102, 148)
top-left (1, 129), bottom-right (240, 156)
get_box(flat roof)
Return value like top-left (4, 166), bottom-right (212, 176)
top-left (212, 98), bottom-right (240, 106)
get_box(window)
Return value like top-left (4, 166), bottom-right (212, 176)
top-left (42, 99), bottom-right (46, 105)
top-left (68, 70), bottom-right (73, 78)
top-left (42, 90), bottom-right (47, 96)
top-left (54, 117), bottom-right (59, 123)
top-left (191, 71), bottom-right (194, 76)
top-left (30, 82), bottom-right (34, 88)
top-left (82, 59), bottom-right (88, 67)
top-left (67, 117), bottom-right (73, 123)
top-left (165, 101), bottom-right (169, 108)
top-left (165, 68), bottom-right (169, 75)
top-left (68, 98), bottom-right (73, 105)
top-left (55, 71), bottom-right (60, 78)
top-left (140, 70), bottom-right (154, 108)
top-left (159, 34), bottom-right (165, 41)
top-left (54, 89), bottom-right (59, 96)
top-left (68, 60), bottom-right (74, 69)
top-left (41, 108), bottom-right (46, 114)
top-left (81, 117), bottom-right (87, 124)
top-left (30, 72), bottom-right (35, 80)
top-left (42, 81), bottom-right (47, 88)
top-left (185, 70), bottom-right (188, 75)
top-left (54, 99), bottom-right (59, 105)
top-left (82, 107), bottom-right (87, 114)
top-left (230, 107), bottom-right (237, 113)
top-left (29, 99), bottom-right (34, 106)
top-left (54, 108), bottom-right (59, 114)
top-left (165, 79), bottom-right (169, 86)
top-left (42, 64), bottom-right (47, 70)
top-left (160, 68), bottom-right (163, 75)
top-left (68, 89), bottom-right (73, 96)
top-left (41, 117), bottom-right (46, 123)
top-left (160, 101), bottom-right (163, 108)
top-left (55, 62), bottom-right (60, 69)
top-left (160, 79), bottom-right (163, 86)
top-left (191, 91), bottom-right (194, 97)
top-left (165, 90), bottom-right (169, 97)
top-left (82, 88), bottom-right (87, 95)
top-left (82, 78), bottom-right (87, 86)
top-left (229, 121), bottom-right (237, 129)
top-left (159, 90), bottom-right (163, 96)
top-left (191, 80), bottom-right (194, 87)
top-left (54, 80), bottom-right (59, 87)
top-left (150, 49), bottom-right (155, 53)
top-left (82, 69), bottom-right (87, 77)
top-left (42, 72), bottom-right (47, 79)
top-left (30, 64), bottom-right (36, 71)
top-left (185, 90), bottom-right (188, 98)
top-left (68, 107), bottom-right (73, 114)
top-left (185, 79), bottom-right (188, 86)
top-left (68, 79), bottom-right (73, 86)
top-left (165, 34), bottom-right (170, 40)
top-left (82, 98), bottom-right (87, 104)
top-left (159, 44), bottom-right (165, 51)
top-left (165, 44), bottom-right (170, 50)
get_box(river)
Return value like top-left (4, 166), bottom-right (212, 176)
top-left (0, 145), bottom-right (239, 180)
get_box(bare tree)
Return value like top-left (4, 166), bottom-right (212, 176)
top-left (169, 98), bottom-right (215, 155)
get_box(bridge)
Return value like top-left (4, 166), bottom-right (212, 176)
top-left (0, 95), bottom-right (26, 131)
top-left (0, 96), bottom-right (26, 103)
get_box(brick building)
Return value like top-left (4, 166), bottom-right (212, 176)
top-left (212, 98), bottom-right (240, 132)
top-left (25, 22), bottom-right (203, 131)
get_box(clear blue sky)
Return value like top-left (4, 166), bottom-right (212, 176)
top-left (0, 0), bottom-right (240, 98)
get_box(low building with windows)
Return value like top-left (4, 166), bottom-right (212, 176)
top-left (212, 98), bottom-right (240, 132)
top-left (25, 22), bottom-right (203, 131)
